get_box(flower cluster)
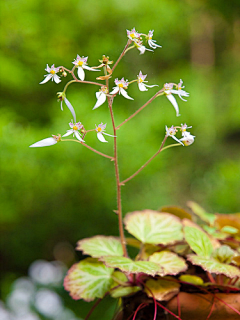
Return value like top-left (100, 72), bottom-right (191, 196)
top-left (32, 28), bottom-right (194, 152)
top-left (127, 28), bottom-right (162, 54)
top-left (166, 124), bottom-right (195, 146)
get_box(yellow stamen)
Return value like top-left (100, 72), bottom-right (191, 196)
top-left (50, 70), bottom-right (55, 74)
top-left (118, 83), bottom-right (124, 88)
top-left (77, 61), bottom-right (84, 66)
top-left (73, 126), bottom-right (78, 130)
top-left (130, 33), bottom-right (135, 38)
top-left (97, 127), bottom-right (102, 132)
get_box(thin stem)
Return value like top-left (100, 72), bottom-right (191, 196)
top-left (112, 39), bottom-right (132, 72)
top-left (85, 298), bottom-right (102, 320)
top-left (108, 103), bottom-right (128, 257)
top-left (120, 135), bottom-right (168, 185)
top-left (206, 296), bottom-right (215, 320)
top-left (116, 89), bottom-right (164, 130)
top-left (156, 302), bottom-right (182, 320)
top-left (207, 272), bottom-right (216, 284)
top-left (161, 143), bottom-right (182, 151)
top-left (215, 296), bottom-right (240, 316)
top-left (61, 139), bottom-right (114, 160)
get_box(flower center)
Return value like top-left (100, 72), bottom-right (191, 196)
top-left (50, 70), bottom-right (55, 74)
top-left (97, 127), bottom-right (102, 132)
top-left (139, 77), bottom-right (143, 83)
top-left (73, 125), bottom-right (78, 130)
top-left (118, 83), bottom-right (124, 88)
top-left (130, 33), bottom-right (135, 38)
top-left (77, 61), bottom-right (84, 66)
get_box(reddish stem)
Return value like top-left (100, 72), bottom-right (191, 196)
top-left (116, 89), bottom-right (164, 130)
top-left (84, 298), bottom-right (102, 320)
top-left (156, 302), bottom-right (182, 320)
top-left (206, 296), bottom-right (215, 320)
top-left (132, 303), bottom-right (148, 320)
top-left (112, 40), bottom-right (132, 72)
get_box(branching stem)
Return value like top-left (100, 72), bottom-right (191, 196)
top-left (61, 139), bottom-right (114, 160)
top-left (116, 89), bottom-right (164, 130)
top-left (120, 135), bottom-right (168, 185)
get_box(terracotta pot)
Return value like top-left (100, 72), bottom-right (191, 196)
top-left (167, 292), bottom-right (240, 320)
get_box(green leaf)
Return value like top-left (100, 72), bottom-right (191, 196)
top-left (144, 277), bottom-right (180, 301)
top-left (110, 286), bottom-right (140, 298)
top-left (184, 226), bottom-right (213, 257)
top-left (64, 258), bottom-right (114, 301)
top-left (76, 236), bottom-right (123, 258)
top-left (160, 206), bottom-right (192, 220)
top-left (110, 271), bottom-right (141, 298)
top-left (124, 210), bottom-right (183, 245)
top-left (187, 201), bottom-right (215, 225)
top-left (212, 245), bottom-right (235, 264)
top-left (100, 256), bottom-right (162, 275)
top-left (188, 255), bottom-right (240, 278)
top-left (149, 251), bottom-right (187, 276)
top-left (179, 275), bottom-right (204, 285)
top-left (220, 226), bottom-right (239, 234)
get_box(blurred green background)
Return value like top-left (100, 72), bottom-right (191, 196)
top-left (1, 0), bottom-right (240, 318)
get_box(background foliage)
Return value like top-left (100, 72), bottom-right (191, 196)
top-left (1, 0), bottom-right (240, 318)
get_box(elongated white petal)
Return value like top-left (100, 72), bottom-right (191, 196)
top-left (93, 92), bottom-right (107, 110)
top-left (62, 129), bottom-right (74, 137)
top-left (166, 94), bottom-right (180, 117)
top-left (103, 132), bottom-right (115, 137)
top-left (120, 88), bottom-right (134, 100)
top-left (29, 137), bottom-right (57, 147)
top-left (83, 65), bottom-right (100, 71)
top-left (110, 87), bottom-right (119, 95)
top-left (53, 74), bottom-right (61, 84)
top-left (138, 82), bottom-right (148, 91)
top-left (74, 131), bottom-right (84, 142)
top-left (64, 98), bottom-right (76, 122)
top-left (144, 84), bottom-right (158, 88)
top-left (77, 67), bottom-right (85, 81)
top-left (39, 74), bottom-right (52, 84)
top-left (97, 132), bottom-right (108, 142)
top-left (170, 134), bottom-right (184, 146)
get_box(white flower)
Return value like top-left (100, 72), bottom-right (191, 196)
top-left (180, 123), bottom-right (192, 132)
top-left (62, 122), bottom-right (84, 142)
top-left (127, 28), bottom-right (141, 41)
top-left (134, 39), bottom-right (153, 55)
top-left (72, 55), bottom-right (100, 81)
top-left (147, 30), bottom-right (162, 49)
top-left (110, 78), bottom-right (134, 100)
top-left (93, 86), bottom-right (108, 110)
top-left (29, 135), bottom-right (61, 147)
top-left (57, 93), bottom-right (76, 122)
top-left (137, 71), bottom-right (158, 91)
top-left (163, 81), bottom-right (189, 117)
top-left (171, 79), bottom-right (189, 101)
top-left (95, 123), bottom-right (115, 143)
top-left (180, 131), bottom-right (195, 146)
top-left (40, 64), bottom-right (61, 84)
top-left (165, 125), bottom-right (184, 145)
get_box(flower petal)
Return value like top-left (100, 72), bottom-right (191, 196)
top-left (166, 94), bottom-right (180, 117)
top-left (110, 87), bottom-right (119, 95)
top-left (83, 65), bottom-right (100, 71)
top-left (64, 98), bottom-right (76, 123)
top-left (77, 67), bottom-right (85, 81)
top-left (74, 131), bottom-right (84, 142)
top-left (53, 74), bottom-right (61, 84)
top-left (93, 92), bottom-right (107, 110)
top-left (29, 137), bottom-right (57, 147)
top-left (138, 82), bottom-right (148, 91)
top-left (62, 129), bottom-right (74, 137)
top-left (120, 88), bottom-right (134, 100)
top-left (39, 74), bottom-right (52, 84)
top-left (97, 132), bottom-right (108, 143)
